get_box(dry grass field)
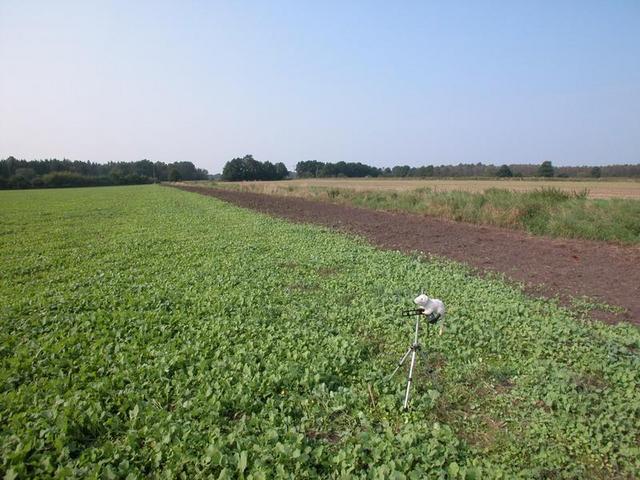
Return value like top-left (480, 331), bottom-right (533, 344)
top-left (221, 178), bottom-right (640, 199)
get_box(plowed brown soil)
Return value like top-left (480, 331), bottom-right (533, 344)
top-left (173, 184), bottom-right (640, 325)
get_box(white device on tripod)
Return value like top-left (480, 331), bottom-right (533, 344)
top-left (413, 293), bottom-right (446, 335)
top-left (413, 293), bottom-right (445, 319)
top-left (390, 293), bottom-right (446, 410)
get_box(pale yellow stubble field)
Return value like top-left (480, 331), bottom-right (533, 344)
top-left (222, 178), bottom-right (640, 200)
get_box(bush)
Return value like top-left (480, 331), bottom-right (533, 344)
top-left (169, 168), bottom-right (182, 181)
top-left (537, 161), bottom-right (555, 177)
top-left (496, 165), bottom-right (513, 177)
top-left (40, 172), bottom-right (97, 188)
top-left (31, 177), bottom-right (45, 188)
top-left (8, 175), bottom-right (30, 188)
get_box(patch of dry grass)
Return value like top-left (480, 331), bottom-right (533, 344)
top-left (214, 178), bottom-right (640, 199)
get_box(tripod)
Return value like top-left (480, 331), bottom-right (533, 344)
top-left (389, 311), bottom-right (438, 410)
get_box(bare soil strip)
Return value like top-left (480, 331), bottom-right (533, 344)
top-left (174, 185), bottom-right (640, 325)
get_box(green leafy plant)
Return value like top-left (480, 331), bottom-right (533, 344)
top-left (1, 185), bottom-right (638, 478)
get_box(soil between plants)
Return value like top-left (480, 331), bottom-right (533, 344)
top-left (173, 185), bottom-right (640, 325)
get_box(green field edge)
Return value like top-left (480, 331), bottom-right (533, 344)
top-left (1, 185), bottom-right (639, 479)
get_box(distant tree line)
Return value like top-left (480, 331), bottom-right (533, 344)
top-left (0, 157), bottom-right (208, 189)
top-left (219, 156), bottom-right (639, 181)
top-left (222, 155), bottom-right (288, 181)
top-left (295, 160), bottom-right (382, 178)
top-left (488, 162), bottom-right (636, 179)
top-left (293, 160), bottom-right (640, 179)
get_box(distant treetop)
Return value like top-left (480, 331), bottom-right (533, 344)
top-left (496, 165), bottom-right (513, 177)
top-left (296, 160), bottom-right (381, 178)
top-left (222, 155), bottom-right (289, 181)
top-left (537, 161), bottom-right (555, 178)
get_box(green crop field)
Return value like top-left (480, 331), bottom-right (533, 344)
top-left (1, 185), bottom-right (639, 479)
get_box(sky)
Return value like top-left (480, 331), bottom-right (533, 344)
top-left (1, 1), bottom-right (639, 173)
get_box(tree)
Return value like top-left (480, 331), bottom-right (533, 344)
top-left (590, 166), bottom-right (602, 178)
top-left (295, 160), bottom-right (381, 178)
top-left (169, 168), bottom-right (181, 181)
top-left (391, 165), bottom-right (411, 177)
top-left (496, 165), bottom-right (513, 177)
top-left (274, 162), bottom-right (289, 179)
top-left (414, 166), bottom-right (434, 177)
top-left (537, 161), bottom-right (555, 178)
top-left (222, 155), bottom-right (288, 181)
top-left (0, 156), bottom-right (17, 178)
top-left (296, 160), bottom-right (324, 178)
top-left (15, 168), bottom-right (36, 181)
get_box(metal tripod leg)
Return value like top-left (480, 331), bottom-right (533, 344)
top-left (388, 346), bottom-right (412, 380)
top-left (388, 314), bottom-right (432, 410)
top-left (402, 314), bottom-right (421, 410)
top-left (403, 344), bottom-right (418, 410)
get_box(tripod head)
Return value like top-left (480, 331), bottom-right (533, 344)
top-left (391, 293), bottom-right (446, 411)
top-left (400, 308), bottom-right (441, 324)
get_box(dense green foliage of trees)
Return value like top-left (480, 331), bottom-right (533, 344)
top-left (296, 160), bottom-right (381, 178)
top-left (222, 155), bottom-right (288, 181)
top-left (292, 160), bottom-right (640, 179)
top-left (0, 157), bottom-right (208, 189)
top-left (537, 161), bottom-right (555, 178)
top-left (3, 155), bottom-right (638, 188)
top-left (496, 165), bottom-right (513, 177)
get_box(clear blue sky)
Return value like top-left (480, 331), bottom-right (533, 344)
top-left (1, 1), bottom-right (638, 173)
